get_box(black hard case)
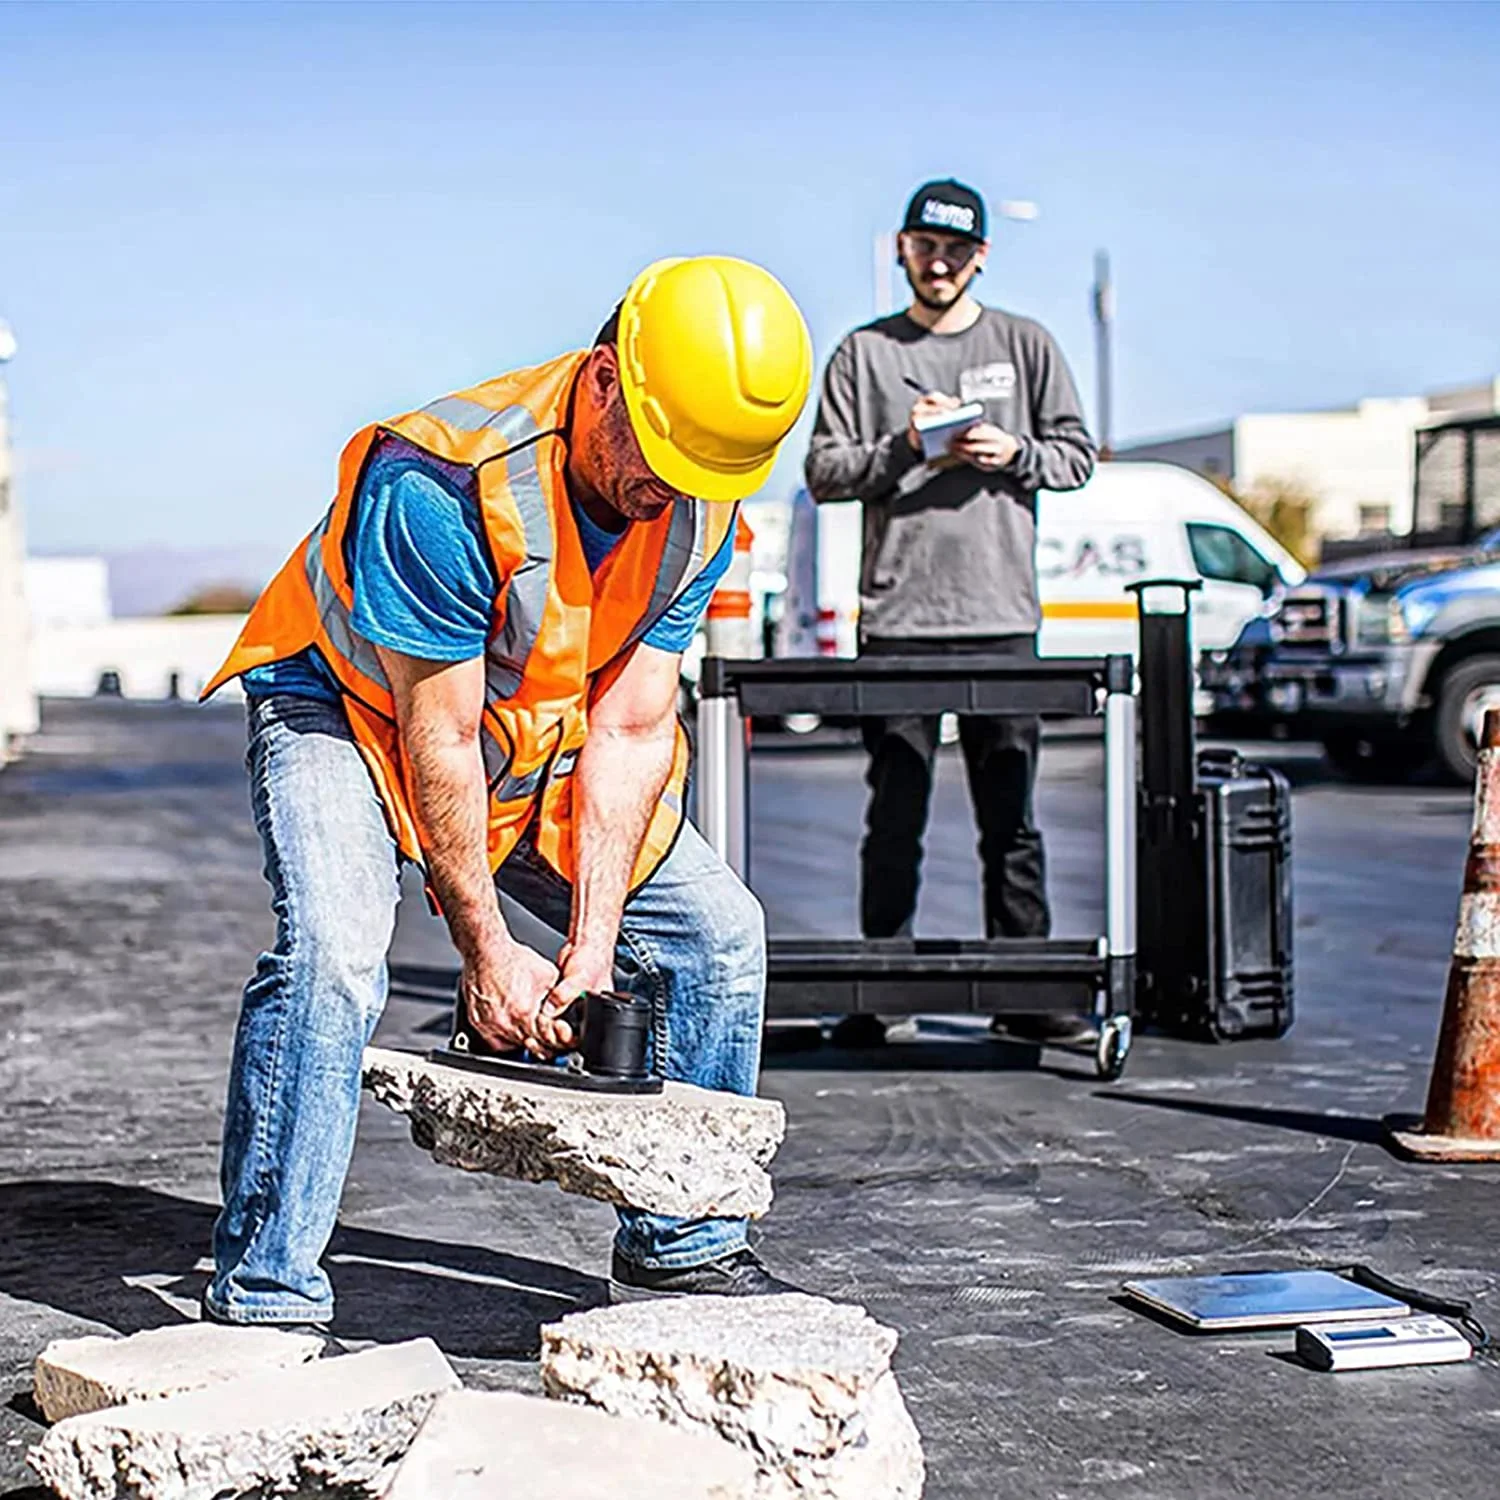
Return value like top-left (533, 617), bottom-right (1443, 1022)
top-left (1131, 584), bottom-right (1295, 1040)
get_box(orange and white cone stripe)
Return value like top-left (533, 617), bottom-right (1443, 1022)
top-left (705, 513), bottom-right (757, 660)
top-left (1386, 708), bottom-right (1500, 1160)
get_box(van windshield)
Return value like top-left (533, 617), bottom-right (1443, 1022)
top-left (1186, 523), bottom-right (1280, 596)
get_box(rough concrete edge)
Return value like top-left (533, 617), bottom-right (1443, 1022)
top-left (32, 1328), bottom-right (326, 1423)
top-left (26, 1340), bottom-right (460, 1498)
top-left (361, 1047), bottom-right (782, 1219)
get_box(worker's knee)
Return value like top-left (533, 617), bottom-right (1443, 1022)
top-left (261, 885), bottom-right (395, 1029)
top-left (696, 864), bottom-right (766, 984)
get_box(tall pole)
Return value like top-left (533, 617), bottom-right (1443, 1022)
top-left (1092, 249), bottom-right (1114, 459)
top-left (872, 231), bottom-right (896, 317)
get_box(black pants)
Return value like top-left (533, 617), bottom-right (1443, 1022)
top-left (859, 635), bottom-right (1049, 940)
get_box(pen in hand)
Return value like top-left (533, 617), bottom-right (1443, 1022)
top-left (903, 375), bottom-right (960, 405)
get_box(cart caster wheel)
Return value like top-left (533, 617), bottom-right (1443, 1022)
top-left (1095, 1016), bottom-right (1132, 1081)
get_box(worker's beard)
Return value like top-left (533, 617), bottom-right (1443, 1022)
top-left (612, 478), bottom-right (677, 522)
top-left (595, 393), bottom-right (681, 521)
top-left (906, 261), bottom-right (977, 312)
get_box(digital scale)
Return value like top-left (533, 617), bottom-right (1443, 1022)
top-left (1120, 1269), bottom-right (1480, 1373)
top-left (1295, 1317), bottom-right (1474, 1372)
top-left (1121, 1270), bottom-right (1410, 1331)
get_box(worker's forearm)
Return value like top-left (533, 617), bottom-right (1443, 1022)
top-left (569, 722), bottom-right (676, 956)
top-left (401, 730), bottom-right (508, 962)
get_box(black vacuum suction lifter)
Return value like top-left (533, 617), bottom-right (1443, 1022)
top-left (429, 988), bottom-right (663, 1095)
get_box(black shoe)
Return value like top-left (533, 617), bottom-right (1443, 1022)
top-left (610, 1248), bottom-right (805, 1302)
top-left (991, 1014), bottom-right (1101, 1045)
top-left (829, 1013), bottom-right (889, 1048)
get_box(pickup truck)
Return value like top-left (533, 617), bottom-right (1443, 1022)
top-left (1201, 533), bottom-right (1500, 783)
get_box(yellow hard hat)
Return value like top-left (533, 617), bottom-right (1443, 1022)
top-left (617, 256), bottom-right (813, 503)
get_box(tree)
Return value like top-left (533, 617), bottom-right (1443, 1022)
top-left (1212, 474), bottom-right (1320, 568)
top-left (166, 583), bottom-right (260, 616)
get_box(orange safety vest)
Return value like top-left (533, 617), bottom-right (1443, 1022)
top-left (204, 351), bottom-right (736, 890)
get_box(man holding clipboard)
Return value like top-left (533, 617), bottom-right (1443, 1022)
top-left (805, 178), bottom-right (1096, 1047)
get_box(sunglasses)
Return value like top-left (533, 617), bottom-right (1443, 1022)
top-left (902, 234), bottom-right (981, 268)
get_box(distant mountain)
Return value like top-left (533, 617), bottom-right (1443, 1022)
top-left (95, 545), bottom-right (287, 617)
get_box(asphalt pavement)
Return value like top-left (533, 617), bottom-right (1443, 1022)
top-left (2, 699), bottom-right (1498, 1499)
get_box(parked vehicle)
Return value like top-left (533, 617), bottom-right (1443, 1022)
top-left (1201, 533), bottom-right (1500, 783)
top-left (776, 460), bottom-right (1305, 668)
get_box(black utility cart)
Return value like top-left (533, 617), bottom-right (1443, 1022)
top-left (695, 652), bottom-right (1139, 1080)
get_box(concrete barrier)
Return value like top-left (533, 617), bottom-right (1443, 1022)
top-left (29, 614), bottom-right (247, 701)
top-left (0, 379), bottom-right (38, 758)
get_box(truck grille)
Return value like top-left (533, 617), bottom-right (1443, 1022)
top-left (1275, 591), bottom-right (1340, 648)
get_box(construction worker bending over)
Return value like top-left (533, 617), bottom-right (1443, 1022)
top-left (201, 257), bottom-right (812, 1324)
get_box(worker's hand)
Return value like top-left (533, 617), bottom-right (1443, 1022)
top-left (534, 941), bottom-right (616, 1054)
top-left (949, 421), bottom-right (1020, 472)
top-left (906, 390), bottom-right (962, 454)
top-left (460, 939), bottom-right (561, 1054)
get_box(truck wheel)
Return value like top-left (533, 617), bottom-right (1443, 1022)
top-left (1435, 656), bottom-right (1500, 785)
top-left (1321, 733), bottom-right (1424, 784)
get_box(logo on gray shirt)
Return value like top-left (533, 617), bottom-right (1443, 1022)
top-left (959, 361), bottom-right (1017, 404)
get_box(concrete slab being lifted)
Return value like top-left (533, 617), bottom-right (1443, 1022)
top-left (29, 1338), bottom-right (459, 1500)
top-left (542, 1295), bottom-right (926, 1500)
top-left (386, 1388), bottom-right (758, 1500)
top-left (363, 1046), bottom-right (786, 1219)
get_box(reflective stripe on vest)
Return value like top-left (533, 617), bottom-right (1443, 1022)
top-left (303, 514), bottom-right (391, 696)
top-left (619, 494), bottom-right (711, 655)
top-left (420, 395), bottom-right (539, 439)
top-left (480, 432), bottom-right (552, 701)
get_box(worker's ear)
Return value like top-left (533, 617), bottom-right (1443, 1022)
top-left (587, 340), bottom-right (621, 403)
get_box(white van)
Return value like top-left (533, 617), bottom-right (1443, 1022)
top-left (777, 460), bottom-right (1305, 664)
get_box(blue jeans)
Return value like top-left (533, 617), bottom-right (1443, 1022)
top-left (208, 694), bottom-right (766, 1325)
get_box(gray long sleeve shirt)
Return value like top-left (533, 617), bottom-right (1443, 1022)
top-left (804, 306), bottom-right (1096, 639)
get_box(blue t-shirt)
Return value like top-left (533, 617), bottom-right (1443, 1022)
top-left (244, 437), bottom-right (733, 702)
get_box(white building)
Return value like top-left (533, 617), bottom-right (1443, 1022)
top-left (1117, 377), bottom-right (1500, 541)
top-left (0, 361), bottom-right (40, 760)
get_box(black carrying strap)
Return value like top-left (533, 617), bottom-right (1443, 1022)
top-left (1332, 1264), bottom-right (1492, 1352)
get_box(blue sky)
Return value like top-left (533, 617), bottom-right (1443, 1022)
top-left (2, 0), bottom-right (1497, 554)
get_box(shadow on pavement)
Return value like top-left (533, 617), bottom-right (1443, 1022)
top-left (762, 1035), bottom-right (1044, 1073)
top-left (1097, 1090), bottom-right (1386, 1145)
top-left (0, 1182), bottom-right (605, 1360)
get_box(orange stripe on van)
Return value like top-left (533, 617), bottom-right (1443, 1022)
top-left (1042, 601), bottom-right (1139, 620)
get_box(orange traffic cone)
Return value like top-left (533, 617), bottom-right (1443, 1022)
top-left (1386, 708), bottom-right (1500, 1161)
top-left (704, 513), bottom-right (757, 660)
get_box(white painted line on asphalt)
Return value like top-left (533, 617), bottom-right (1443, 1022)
top-left (326, 1251), bottom-right (577, 1300)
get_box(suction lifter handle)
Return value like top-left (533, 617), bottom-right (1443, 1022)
top-left (560, 990), bottom-right (655, 1082)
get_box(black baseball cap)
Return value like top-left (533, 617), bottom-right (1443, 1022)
top-left (901, 179), bottom-right (987, 242)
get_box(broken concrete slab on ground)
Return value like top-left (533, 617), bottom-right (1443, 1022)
top-left (386, 1387), bottom-right (758, 1499)
top-left (363, 1046), bottom-right (785, 1219)
top-left (33, 1322), bottom-right (325, 1423)
top-left (28, 1337), bottom-right (459, 1500)
top-left (541, 1294), bottom-right (925, 1500)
